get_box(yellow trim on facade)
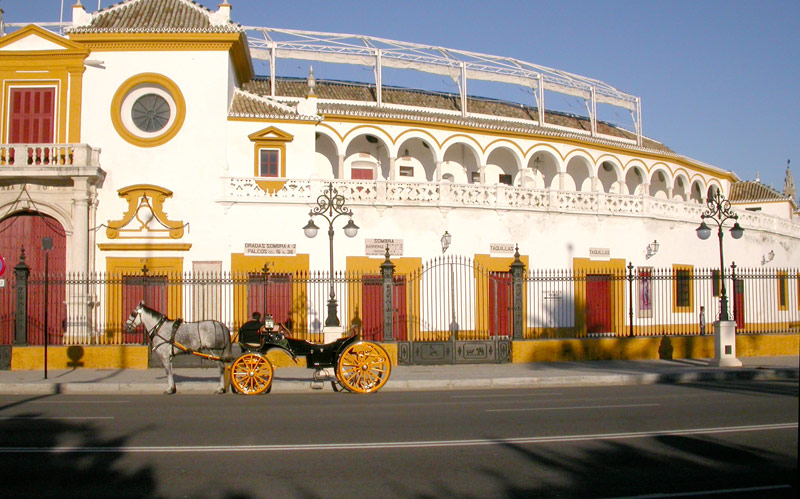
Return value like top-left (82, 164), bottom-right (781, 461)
top-left (0, 25), bottom-right (89, 143)
top-left (110, 73), bottom-right (186, 148)
top-left (68, 32), bottom-right (253, 83)
top-left (11, 345), bottom-right (149, 370)
top-left (230, 253), bottom-right (310, 335)
top-left (98, 243), bottom-right (192, 251)
top-left (572, 257), bottom-right (627, 336)
top-left (777, 271), bottom-right (789, 311)
top-left (472, 254), bottom-right (530, 339)
top-left (511, 333), bottom-right (799, 363)
top-left (346, 255), bottom-right (422, 339)
top-left (248, 126), bottom-right (293, 192)
top-left (106, 184), bottom-right (186, 239)
top-left (321, 113), bottom-right (739, 182)
top-left (671, 264), bottom-right (695, 313)
top-left (101, 257), bottom-right (184, 344)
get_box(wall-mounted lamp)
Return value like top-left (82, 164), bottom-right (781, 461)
top-left (441, 231), bottom-right (452, 254)
top-left (761, 250), bottom-right (775, 266)
top-left (84, 59), bottom-right (106, 69)
top-left (645, 240), bottom-right (659, 259)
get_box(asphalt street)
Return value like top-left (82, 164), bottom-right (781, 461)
top-left (1, 379), bottom-right (797, 498)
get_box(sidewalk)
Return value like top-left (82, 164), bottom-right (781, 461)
top-left (0, 356), bottom-right (797, 395)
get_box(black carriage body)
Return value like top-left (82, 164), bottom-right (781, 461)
top-left (259, 333), bottom-right (359, 369)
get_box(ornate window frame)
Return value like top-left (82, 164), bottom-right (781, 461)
top-left (110, 73), bottom-right (185, 147)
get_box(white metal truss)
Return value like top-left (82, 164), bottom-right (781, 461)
top-left (1, 21), bottom-right (642, 144)
top-left (243, 26), bottom-right (643, 145)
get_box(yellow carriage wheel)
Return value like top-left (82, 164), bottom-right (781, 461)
top-left (231, 353), bottom-right (273, 395)
top-left (335, 341), bottom-right (392, 394)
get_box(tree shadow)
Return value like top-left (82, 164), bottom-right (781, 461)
top-left (0, 399), bottom-right (256, 498)
top-left (0, 415), bottom-right (159, 498)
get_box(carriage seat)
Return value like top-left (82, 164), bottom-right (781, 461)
top-left (238, 319), bottom-right (264, 351)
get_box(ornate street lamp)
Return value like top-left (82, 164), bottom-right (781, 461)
top-left (696, 190), bottom-right (743, 321)
top-left (303, 183), bottom-right (359, 327)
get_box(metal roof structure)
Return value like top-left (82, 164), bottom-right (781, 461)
top-left (243, 26), bottom-right (643, 146)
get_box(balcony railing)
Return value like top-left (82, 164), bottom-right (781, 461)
top-left (0, 143), bottom-right (101, 169)
top-left (222, 177), bottom-right (800, 238)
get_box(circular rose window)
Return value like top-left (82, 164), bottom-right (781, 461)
top-left (131, 93), bottom-right (171, 132)
top-left (111, 73), bottom-right (185, 147)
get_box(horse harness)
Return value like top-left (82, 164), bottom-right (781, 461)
top-left (147, 314), bottom-right (180, 354)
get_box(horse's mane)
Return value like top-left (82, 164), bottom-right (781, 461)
top-left (139, 303), bottom-right (164, 318)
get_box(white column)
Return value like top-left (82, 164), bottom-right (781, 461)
top-left (67, 178), bottom-right (91, 343)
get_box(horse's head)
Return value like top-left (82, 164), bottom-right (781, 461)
top-left (125, 301), bottom-right (145, 332)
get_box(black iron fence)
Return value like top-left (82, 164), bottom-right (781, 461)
top-left (1, 254), bottom-right (798, 346)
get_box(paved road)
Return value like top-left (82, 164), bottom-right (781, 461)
top-left (1, 378), bottom-right (797, 498)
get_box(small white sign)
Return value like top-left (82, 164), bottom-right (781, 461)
top-left (589, 247), bottom-right (610, 259)
top-left (490, 243), bottom-right (515, 255)
top-left (366, 238), bottom-right (403, 256)
top-left (244, 243), bottom-right (297, 256)
top-left (543, 290), bottom-right (562, 300)
top-left (0, 278), bottom-right (4, 288)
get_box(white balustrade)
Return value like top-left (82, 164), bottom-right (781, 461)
top-left (219, 176), bottom-right (799, 238)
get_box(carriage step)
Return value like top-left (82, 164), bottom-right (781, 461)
top-left (311, 368), bottom-right (334, 390)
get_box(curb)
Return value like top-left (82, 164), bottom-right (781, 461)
top-left (0, 367), bottom-right (795, 395)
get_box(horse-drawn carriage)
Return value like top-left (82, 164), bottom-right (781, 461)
top-left (126, 302), bottom-right (392, 395)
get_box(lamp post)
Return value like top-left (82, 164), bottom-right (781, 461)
top-left (42, 237), bottom-right (53, 380)
top-left (441, 231), bottom-right (458, 337)
top-left (303, 183), bottom-right (359, 328)
top-left (695, 190), bottom-right (743, 321)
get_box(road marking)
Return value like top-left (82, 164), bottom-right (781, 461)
top-left (451, 393), bottom-right (564, 399)
top-left (0, 422), bottom-right (794, 453)
top-left (487, 403), bottom-right (660, 412)
top-left (0, 416), bottom-right (114, 420)
top-left (608, 484), bottom-right (792, 498)
top-left (30, 401), bottom-right (130, 404)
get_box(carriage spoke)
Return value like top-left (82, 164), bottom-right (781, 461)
top-left (335, 342), bottom-right (392, 393)
top-left (231, 353), bottom-right (273, 395)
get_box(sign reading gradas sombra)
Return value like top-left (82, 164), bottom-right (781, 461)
top-left (244, 243), bottom-right (296, 255)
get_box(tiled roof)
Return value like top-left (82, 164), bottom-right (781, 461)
top-left (229, 90), bottom-right (310, 119)
top-left (67, 0), bottom-right (241, 33)
top-left (730, 180), bottom-right (795, 206)
top-left (241, 78), bottom-right (670, 152)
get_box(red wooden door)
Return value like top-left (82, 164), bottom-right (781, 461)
top-left (489, 271), bottom-right (512, 336)
top-left (586, 274), bottom-right (612, 334)
top-left (9, 88), bottom-right (55, 143)
top-left (361, 275), bottom-right (407, 341)
top-left (248, 274), bottom-right (292, 328)
top-left (361, 276), bottom-right (382, 340)
top-left (733, 279), bottom-right (745, 330)
top-left (0, 212), bottom-right (66, 345)
top-left (122, 276), bottom-right (167, 343)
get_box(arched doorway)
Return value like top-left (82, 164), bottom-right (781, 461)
top-left (0, 211), bottom-right (67, 345)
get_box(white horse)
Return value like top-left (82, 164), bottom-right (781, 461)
top-left (125, 301), bottom-right (232, 394)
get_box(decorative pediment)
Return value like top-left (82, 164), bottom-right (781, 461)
top-left (106, 184), bottom-right (185, 239)
top-left (247, 126), bottom-right (294, 143)
top-left (0, 25), bottom-right (88, 55)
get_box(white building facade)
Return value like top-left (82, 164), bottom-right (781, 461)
top-left (1, 0), bottom-right (797, 345)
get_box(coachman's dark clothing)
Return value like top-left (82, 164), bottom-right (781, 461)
top-left (238, 319), bottom-right (262, 346)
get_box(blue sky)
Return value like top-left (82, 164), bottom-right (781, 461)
top-left (3, 0), bottom-right (798, 192)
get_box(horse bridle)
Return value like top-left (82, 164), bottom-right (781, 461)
top-left (127, 304), bottom-right (167, 341)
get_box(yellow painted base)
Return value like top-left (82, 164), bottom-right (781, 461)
top-left (11, 345), bottom-right (150, 370)
top-left (512, 334), bottom-right (799, 363)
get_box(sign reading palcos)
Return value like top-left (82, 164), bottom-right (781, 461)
top-left (244, 243), bottom-right (296, 256)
